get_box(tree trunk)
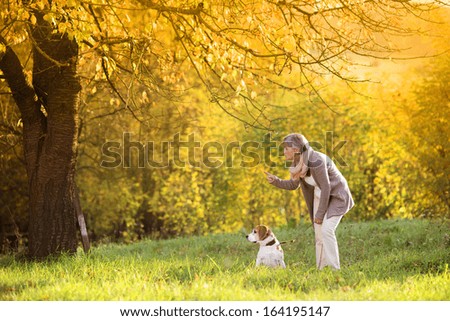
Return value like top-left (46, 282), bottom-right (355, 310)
top-left (0, 15), bottom-right (81, 258)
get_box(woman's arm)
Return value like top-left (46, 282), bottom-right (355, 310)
top-left (265, 171), bottom-right (300, 190)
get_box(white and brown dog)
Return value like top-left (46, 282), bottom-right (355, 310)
top-left (246, 225), bottom-right (286, 268)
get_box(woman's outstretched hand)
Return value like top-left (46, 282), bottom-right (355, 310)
top-left (264, 171), bottom-right (276, 184)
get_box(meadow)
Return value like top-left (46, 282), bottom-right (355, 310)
top-left (0, 219), bottom-right (449, 301)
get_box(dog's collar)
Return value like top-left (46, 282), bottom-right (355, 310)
top-left (259, 233), bottom-right (280, 247)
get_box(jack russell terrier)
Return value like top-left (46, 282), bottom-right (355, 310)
top-left (246, 225), bottom-right (286, 268)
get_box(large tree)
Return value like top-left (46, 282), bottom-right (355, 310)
top-left (0, 0), bottom-right (446, 258)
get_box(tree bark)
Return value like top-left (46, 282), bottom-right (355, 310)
top-left (0, 16), bottom-right (81, 258)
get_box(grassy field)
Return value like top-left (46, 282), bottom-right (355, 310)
top-left (0, 219), bottom-right (449, 300)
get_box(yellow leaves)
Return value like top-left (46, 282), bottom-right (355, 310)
top-left (16, 8), bottom-right (30, 21)
top-left (42, 13), bottom-right (56, 25)
top-left (109, 98), bottom-right (120, 107)
top-left (140, 91), bottom-right (150, 104)
top-left (6, 0), bottom-right (89, 42)
top-left (235, 79), bottom-right (247, 96)
top-left (35, 1), bottom-right (47, 11)
top-left (230, 68), bottom-right (238, 79)
top-left (205, 53), bottom-right (214, 63)
top-left (30, 15), bottom-right (37, 25)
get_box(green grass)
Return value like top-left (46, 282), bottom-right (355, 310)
top-left (0, 219), bottom-right (449, 300)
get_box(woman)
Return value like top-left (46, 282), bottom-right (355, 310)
top-left (264, 133), bottom-right (354, 270)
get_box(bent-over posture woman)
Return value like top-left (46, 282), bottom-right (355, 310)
top-left (265, 133), bottom-right (354, 270)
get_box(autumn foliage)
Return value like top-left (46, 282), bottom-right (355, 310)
top-left (0, 1), bottom-right (448, 253)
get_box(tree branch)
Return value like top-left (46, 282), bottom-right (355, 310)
top-left (0, 36), bottom-right (40, 121)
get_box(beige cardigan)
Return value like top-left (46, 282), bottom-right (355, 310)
top-left (270, 150), bottom-right (354, 223)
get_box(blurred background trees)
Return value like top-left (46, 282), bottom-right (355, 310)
top-left (0, 1), bottom-right (449, 254)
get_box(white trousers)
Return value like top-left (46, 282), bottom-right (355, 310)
top-left (314, 215), bottom-right (342, 270)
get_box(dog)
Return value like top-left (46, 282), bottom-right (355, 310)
top-left (246, 225), bottom-right (286, 268)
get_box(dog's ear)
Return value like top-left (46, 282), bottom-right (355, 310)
top-left (257, 225), bottom-right (271, 240)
